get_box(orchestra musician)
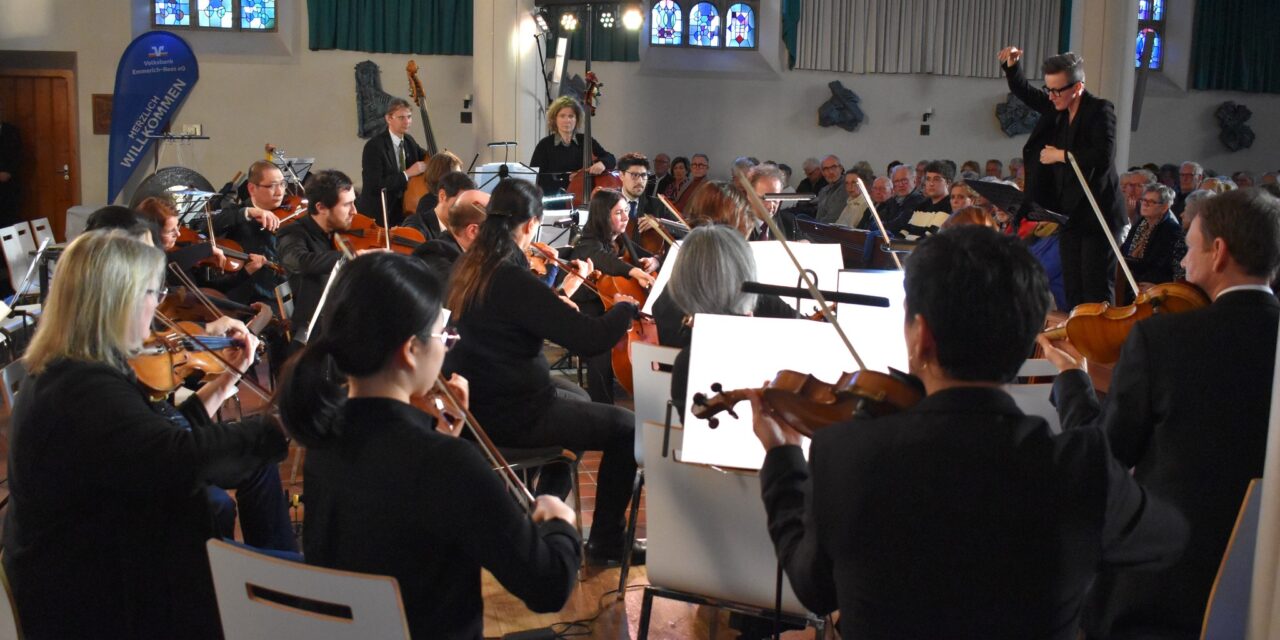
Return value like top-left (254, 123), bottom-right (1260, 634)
top-left (530, 96), bottom-right (615, 198)
top-left (746, 164), bottom-right (797, 241)
top-left (413, 188), bottom-right (491, 285)
top-left (403, 154), bottom-right (466, 239)
top-left (616, 152), bottom-right (668, 237)
top-left (136, 196), bottom-right (271, 300)
top-left (444, 178), bottom-right (645, 565)
top-left (569, 188), bottom-right (658, 404)
top-left (277, 170), bottom-right (382, 346)
top-left (3, 231), bottom-right (288, 639)
top-left (752, 226), bottom-right (1187, 638)
top-left (209, 160), bottom-right (288, 303)
top-left (357, 98), bottom-right (428, 227)
top-left (1000, 46), bottom-right (1126, 306)
top-left (1039, 188), bottom-right (1280, 639)
top-left (277, 252), bottom-right (580, 639)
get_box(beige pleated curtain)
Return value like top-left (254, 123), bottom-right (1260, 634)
top-left (794, 0), bottom-right (1061, 79)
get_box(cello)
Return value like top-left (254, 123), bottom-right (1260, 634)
top-left (402, 60), bottom-right (441, 216)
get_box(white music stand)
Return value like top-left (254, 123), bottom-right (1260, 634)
top-left (473, 162), bottom-right (537, 194)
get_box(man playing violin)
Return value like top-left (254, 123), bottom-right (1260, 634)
top-left (278, 170), bottom-right (384, 346)
top-left (209, 160), bottom-right (287, 303)
top-left (1040, 188), bottom-right (1280, 639)
top-left (753, 226), bottom-right (1187, 639)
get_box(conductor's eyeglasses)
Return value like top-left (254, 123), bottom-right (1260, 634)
top-left (1045, 81), bottom-right (1079, 97)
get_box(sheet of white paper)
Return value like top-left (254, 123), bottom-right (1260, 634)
top-left (835, 269), bottom-right (909, 374)
top-left (748, 241), bottom-right (846, 313)
top-left (642, 244), bottom-right (679, 316)
top-left (682, 314), bottom-right (864, 470)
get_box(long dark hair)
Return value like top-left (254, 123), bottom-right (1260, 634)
top-left (582, 188), bottom-right (625, 243)
top-left (447, 178), bottom-right (542, 316)
top-left (276, 253), bottom-right (443, 447)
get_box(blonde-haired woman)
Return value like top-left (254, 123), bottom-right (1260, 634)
top-left (4, 230), bottom-right (288, 639)
top-left (529, 95), bottom-right (616, 197)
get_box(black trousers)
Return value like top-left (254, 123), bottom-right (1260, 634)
top-left (584, 350), bottom-right (617, 405)
top-left (1059, 226), bottom-right (1118, 307)
top-left (502, 383), bottom-right (637, 546)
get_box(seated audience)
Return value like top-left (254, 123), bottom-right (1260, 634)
top-left (1121, 183), bottom-right (1187, 285)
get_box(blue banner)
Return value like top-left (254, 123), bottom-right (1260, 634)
top-left (107, 31), bottom-right (199, 203)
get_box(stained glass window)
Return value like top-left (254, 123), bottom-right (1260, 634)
top-left (725, 3), bottom-right (754, 48)
top-left (688, 2), bottom-right (720, 47)
top-left (1136, 0), bottom-right (1164, 70)
top-left (240, 0), bottom-right (276, 30)
top-left (155, 1), bottom-right (191, 26)
top-left (196, 0), bottom-right (232, 28)
top-left (651, 0), bottom-right (683, 45)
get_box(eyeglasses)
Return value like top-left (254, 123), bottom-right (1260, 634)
top-left (146, 287), bottom-right (169, 300)
top-left (624, 171), bottom-right (650, 180)
top-left (255, 181), bottom-right (286, 190)
top-left (391, 114), bottom-right (413, 121)
top-left (430, 329), bottom-right (460, 349)
top-left (691, 163), bottom-right (709, 168)
top-left (1140, 198), bottom-right (1165, 206)
top-left (1045, 81), bottom-right (1079, 97)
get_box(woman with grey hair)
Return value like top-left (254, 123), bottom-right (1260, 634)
top-left (1121, 183), bottom-right (1187, 286)
top-left (1180, 189), bottom-right (1216, 227)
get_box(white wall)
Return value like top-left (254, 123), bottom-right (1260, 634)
top-left (0, 0), bottom-right (1273, 209)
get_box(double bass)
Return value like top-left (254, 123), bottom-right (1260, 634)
top-left (401, 60), bottom-right (440, 215)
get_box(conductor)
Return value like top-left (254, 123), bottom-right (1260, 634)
top-left (1000, 46), bottom-right (1126, 306)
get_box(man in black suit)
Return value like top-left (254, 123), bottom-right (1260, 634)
top-left (0, 106), bottom-right (21, 226)
top-left (357, 98), bottom-right (427, 227)
top-left (747, 164), bottom-right (797, 240)
top-left (413, 188), bottom-right (489, 285)
top-left (1002, 46), bottom-right (1126, 307)
top-left (879, 163), bottom-right (927, 235)
top-left (752, 227), bottom-right (1187, 639)
top-left (1041, 188), bottom-right (1280, 639)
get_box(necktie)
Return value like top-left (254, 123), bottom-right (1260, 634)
top-left (628, 200), bottom-right (638, 220)
top-left (397, 141), bottom-right (406, 171)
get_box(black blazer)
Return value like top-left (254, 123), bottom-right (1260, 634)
top-left (1120, 212), bottom-right (1186, 284)
top-left (3, 359), bottom-right (285, 639)
top-left (277, 215), bottom-right (342, 341)
top-left (748, 209), bottom-right (798, 241)
top-left (1052, 288), bottom-right (1280, 637)
top-left (1004, 60), bottom-right (1125, 235)
top-left (357, 130), bottom-right (426, 224)
top-left (303, 398), bottom-right (580, 639)
top-left (412, 232), bottom-right (462, 285)
top-left (762, 387), bottom-right (1188, 639)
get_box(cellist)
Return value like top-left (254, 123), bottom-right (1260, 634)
top-left (569, 188), bottom-right (657, 405)
top-left (751, 226), bottom-right (1186, 639)
top-left (1038, 188), bottom-right (1280, 638)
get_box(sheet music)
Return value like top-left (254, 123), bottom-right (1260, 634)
top-left (835, 269), bottom-right (908, 373)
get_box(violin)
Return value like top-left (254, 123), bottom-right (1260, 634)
top-left (1041, 281), bottom-right (1209, 364)
top-left (691, 368), bottom-right (924, 438)
top-left (526, 243), bottom-right (551, 277)
top-left (334, 212), bottom-right (426, 255)
top-left (130, 320), bottom-right (248, 399)
top-left (270, 192), bottom-right (308, 227)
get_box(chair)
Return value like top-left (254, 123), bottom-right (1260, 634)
top-left (0, 560), bottom-right (22, 640)
top-left (497, 446), bottom-right (583, 543)
top-left (0, 359), bottom-right (26, 412)
top-left (27, 218), bottom-right (54, 248)
top-left (274, 281), bottom-right (295, 341)
top-left (618, 342), bottom-right (680, 592)
top-left (0, 224), bottom-right (36, 295)
top-left (206, 538), bottom-right (410, 640)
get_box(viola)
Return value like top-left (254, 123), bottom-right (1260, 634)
top-left (691, 368), bottom-right (924, 438)
top-left (1041, 281), bottom-right (1209, 364)
top-left (130, 320), bottom-right (248, 399)
top-left (334, 212), bottom-right (426, 255)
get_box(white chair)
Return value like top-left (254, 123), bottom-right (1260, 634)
top-left (1007, 358), bottom-right (1062, 434)
top-left (618, 343), bottom-right (681, 592)
top-left (0, 560), bottom-right (22, 640)
top-left (0, 224), bottom-right (36, 295)
top-left (206, 539), bottom-right (411, 640)
top-left (0, 359), bottom-right (26, 412)
top-left (27, 218), bottom-right (54, 247)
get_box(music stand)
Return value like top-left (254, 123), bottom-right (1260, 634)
top-left (473, 162), bottom-right (538, 194)
top-left (966, 179), bottom-right (1067, 225)
top-left (272, 157), bottom-right (314, 185)
top-left (166, 188), bottom-right (217, 227)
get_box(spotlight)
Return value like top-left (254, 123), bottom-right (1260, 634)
top-left (599, 10), bottom-right (615, 29)
top-left (531, 9), bottom-right (550, 34)
top-left (560, 12), bottom-right (578, 31)
top-left (621, 5), bottom-right (643, 31)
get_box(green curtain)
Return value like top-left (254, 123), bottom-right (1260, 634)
top-left (1058, 0), bottom-right (1071, 53)
top-left (781, 0), bottom-right (801, 69)
top-left (551, 8), bottom-right (641, 62)
top-left (1191, 0), bottom-right (1280, 93)
top-left (308, 0), bottom-right (472, 55)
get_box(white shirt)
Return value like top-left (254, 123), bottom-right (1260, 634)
top-left (1215, 284), bottom-right (1274, 301)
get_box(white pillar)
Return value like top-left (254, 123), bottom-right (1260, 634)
top-left (1250, 325), bottom-right (1280, 637)
top-left (472, 0), bottom-right (545, 170)
top-left (1073, 0), bottom-right (1138, 168)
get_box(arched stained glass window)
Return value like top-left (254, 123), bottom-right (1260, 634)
top-left (240, 0), bottom-right (276, 30)
top-left (651, 0), bottom-right (683, 46)
top-left (725, 3), bottom-right (755, 48)
top-left (1136, 0), bottom-right (1165, 69)
top-left (155, 1), bottom-right (191, 26)
top-left (688, 2), bottom-right (720, 47)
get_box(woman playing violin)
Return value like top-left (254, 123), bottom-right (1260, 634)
top-left (570, 188), bottom-right (658, 404)
top-left (277, 252), bottom-right (580, 639)
top-left (748, 226), bottom-right (1187, 639)
top-left (529, 96), bottom-right (615, 198)
top-left (136, 195), bottom-right (273, 302)
top-left (3, 231), bottom-right (289, 639)
top-left (446, 178), bottom-right (645, 566)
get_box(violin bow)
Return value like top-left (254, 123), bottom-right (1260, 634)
top-left (853, 178), bottom-right (903, 270)
top-left (431, 375), bottom-right (536, 514)
top-left (166, 263), bottom-right (224, 320)
top-left (656, 194), bottom-right (693, 230)
top-left (303, 258), bottom-right (346, 346)
top-left (203, 200), bottom-right (220, 258)
top-left (530, 243), bottom-right (603, 297)
top-left (379, 188), bottom-right (392, 251)
top-left (733, 169), bottom-right (868, 370)
top-left (1067, 151), bottom-right (1140, 297)
top-left (152, 310), bottom-right (273, 402)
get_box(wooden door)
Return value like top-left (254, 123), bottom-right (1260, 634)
top-left (0, 69), bottom-right (79, 241)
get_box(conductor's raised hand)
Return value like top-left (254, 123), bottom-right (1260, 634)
top-left (998, 46), bottom-right (1023, 66)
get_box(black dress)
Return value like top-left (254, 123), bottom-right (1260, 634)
top-left (302, 398), bottom-right (581, 639)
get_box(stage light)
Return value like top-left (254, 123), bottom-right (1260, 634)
top-left (560, 12), bottom-right (579, 31)
top-left (599, 10), bottom-right (615, 28)
top-left (621, 5), bottom-right (643, 31)
top-left (531, 9), bottom-right (550, 34)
